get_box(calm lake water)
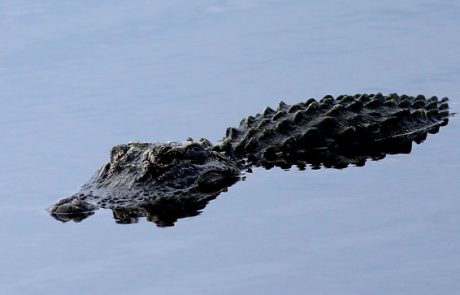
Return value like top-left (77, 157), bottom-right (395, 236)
top-left (1, 1), bottom-right (459, 294)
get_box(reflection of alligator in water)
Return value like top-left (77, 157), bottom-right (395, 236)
top-left (48, 93), bottom-right (450, 227)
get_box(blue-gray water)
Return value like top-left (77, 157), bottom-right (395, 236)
top-left (1, 1), bottom-right (459, 294)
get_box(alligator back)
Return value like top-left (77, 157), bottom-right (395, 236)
top-left (216, 93), bottom-right (450, 168)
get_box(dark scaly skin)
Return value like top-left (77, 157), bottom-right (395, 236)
top-left (49, 140), bottom-right (242, 224)
top-left (48, 93), bottom-right (450, 226)
top-left (216, 93), bottom-right (449, 169)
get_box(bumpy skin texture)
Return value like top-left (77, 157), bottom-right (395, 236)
top-left (48, 93), bottom-right (450, 226)
top-left (49, 140), bottom-right (241, 225)
top-left (216, 93), bottom-right (449, 169)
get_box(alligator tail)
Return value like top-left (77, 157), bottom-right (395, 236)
top-left (215, 93), bottom-right (450, 168)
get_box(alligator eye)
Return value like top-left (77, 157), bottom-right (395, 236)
top-left (155, 147), bottom-right (177, 165)
top-left (183, 144), bottom-right (208, 163)
top-left (157, 153), bottom-right (174, 165)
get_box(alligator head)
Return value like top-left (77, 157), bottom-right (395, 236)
top-left (48, 139), bottom-right (242, 224)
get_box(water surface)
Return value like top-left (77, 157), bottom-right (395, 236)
top-left (1, 1), bottom-right (459, 294)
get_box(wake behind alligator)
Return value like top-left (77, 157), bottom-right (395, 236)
top-left (48, 93), bottom-right (450, 227)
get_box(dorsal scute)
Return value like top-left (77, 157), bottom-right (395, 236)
top-left (217, 93), bottom-right (450, 167)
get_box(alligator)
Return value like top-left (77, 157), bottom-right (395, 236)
top-left (48, 93), bottom-right (450, 226)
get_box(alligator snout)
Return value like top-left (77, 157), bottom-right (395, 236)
top-left (48, 196), bottom-right (97, 222)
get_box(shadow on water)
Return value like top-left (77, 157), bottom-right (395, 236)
top-left (49, 115), bottom-right (450, 227)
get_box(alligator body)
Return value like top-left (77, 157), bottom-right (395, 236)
top-left (48, 93), bottom-right (450, 226)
